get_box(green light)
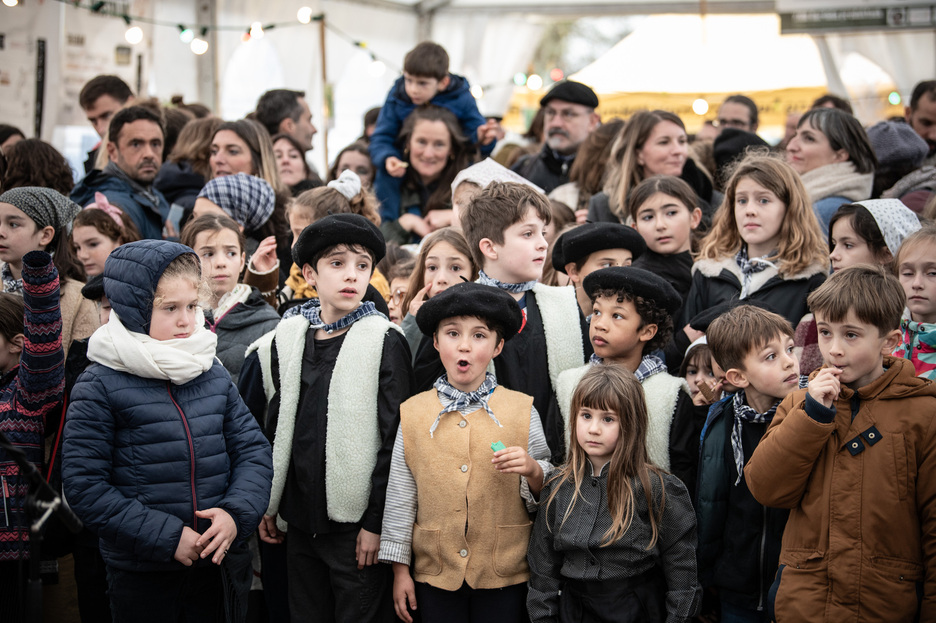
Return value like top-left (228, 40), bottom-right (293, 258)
top-left (888, 91), bottom-right (902, 106)
top-left (513, 73), bottom-right (527, 87)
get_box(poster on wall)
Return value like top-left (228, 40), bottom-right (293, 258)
top-left (0, 26), bottom-right (37, 138)
top-left (58, 1), bottom-right (153, 127)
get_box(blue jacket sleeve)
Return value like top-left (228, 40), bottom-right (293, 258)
top-left (63, 371), bottom-right (185, 563)
top-left (445, 86), bottom-right (493, 155)
top-left (216, 378), bottom-right (273, 543)
top-left (369, 80), bottom-right (411, 167)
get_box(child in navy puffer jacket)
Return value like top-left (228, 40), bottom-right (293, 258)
top-left (62, 240), bottom-right (273, 623)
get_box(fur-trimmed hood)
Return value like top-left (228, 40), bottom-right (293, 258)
top-left (692, 254), bottom-right (827, 292)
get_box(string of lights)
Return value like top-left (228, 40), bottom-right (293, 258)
top-left (2, 0), bottom-right (399, 69)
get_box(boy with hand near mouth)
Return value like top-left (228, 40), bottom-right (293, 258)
top-left (553, 266), bottom-right (699, 493)
top-left (746, 265), bottom-right (936, 622)
top-left (380, 282), bottom-right (550, 623)
top-left (240, 213), bottom-right (414, 622)
top-left (696, 305), bottom-right (801, 623)
top-left (414, 182), bottom-right (590, 464)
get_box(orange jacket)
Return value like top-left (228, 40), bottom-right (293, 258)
top-left (746, 356), bottom-right (936, 622)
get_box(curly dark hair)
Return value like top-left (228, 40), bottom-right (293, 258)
top-left (3, 139), bottom-right (75, 195)
top-left (591, 288), bottom-right (674, 356)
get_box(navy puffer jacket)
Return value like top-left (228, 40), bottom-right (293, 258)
top-left (62, 240), bottom-right (273, 572)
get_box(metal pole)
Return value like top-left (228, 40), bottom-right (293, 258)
top-left (319, 16), bottom-right (329, 167)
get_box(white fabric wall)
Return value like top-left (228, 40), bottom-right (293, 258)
top-left (431, 13), bottom-right (546, 117)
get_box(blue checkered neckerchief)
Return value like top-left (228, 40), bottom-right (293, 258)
top-left (1, 263), bottom-right (22, 294)
top-left (283, 299), bottom-right (383, 334)
top-left (431, 372), bottom-right (500, 438)
top-left (735, 245), bottom-right (777, 299)
top-left (588, 354), bottom-right (667, 382)
top-left (478, 270), bottom-right (537, 294)
top-left (731, 390), bottom-right (778, 485)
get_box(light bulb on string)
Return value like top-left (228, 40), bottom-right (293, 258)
top-left (179, 27), bottom-right (194, 44)
top-left (297, 7), bottom-right (313, 24)
top-left (526, 74), bottom-right (543, 90)
top-left (125, 26), bottom-right (143, 45)
top-left (2, 0), bottom-right (19, 7)
top-left (191, 38), bottom-right (209, 55)
top-left (692, 98), bottom-right (709, 115)
top-left (470, 84), bottom-right (484, 99)
top-left (368, 58), bottom-right (386, 77)
top-left (249, 22), bottom-right (264, 40)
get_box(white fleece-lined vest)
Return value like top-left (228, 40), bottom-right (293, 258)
top-left (246, 314), bottom-right (403, 531)
top-left (529, 284), bottom-right (585, 388)
top-left (555, 364), bottom-right (686, 471)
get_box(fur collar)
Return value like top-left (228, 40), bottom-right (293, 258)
top-left (692, 255), bottom-right (827, 289)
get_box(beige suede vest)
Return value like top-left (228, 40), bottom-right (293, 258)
top-left (401, 387), bottom-right (534, 591)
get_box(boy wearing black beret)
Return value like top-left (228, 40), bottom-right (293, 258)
top-left (552, 221), bottom-right (647, 315)
top-left (413, 181), bottom-right (590, 465)
top-left (239, 213), bottom-right (414, 622)
top-left (554, 266), bottom-right (702, 496)
top-left (380, 282), bottom-right (550, 623)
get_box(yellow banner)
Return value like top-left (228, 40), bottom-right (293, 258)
top-left (503, 87), bottom-right (903, 135)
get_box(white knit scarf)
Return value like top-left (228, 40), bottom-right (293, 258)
top-left (800, 161), bottom-right (873, 204)
top-left (88, 309), bottom-right (218, 384)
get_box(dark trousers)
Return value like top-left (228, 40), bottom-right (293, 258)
top-left (414, 581), bottom-right (527, 623)
top-left (260, 539), bottom-right (290, 623)
top-left (0, 560), bottom-right (27, 622)
top-left (73, 536), bottom-right (112, 623)
top-left (559, 571), bottom-right (666, 623)
top-left (106, 563), bottom-right (224, 623)
top-left (286, 525), bottom-right (393, 623)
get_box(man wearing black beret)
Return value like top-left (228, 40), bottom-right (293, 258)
top-left (511, 80), bottom-right (600, 194)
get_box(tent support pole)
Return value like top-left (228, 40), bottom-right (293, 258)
top-left (195, 0), bottom-right (218, 113)
top-left (320, 16), bottom-right (329, 167)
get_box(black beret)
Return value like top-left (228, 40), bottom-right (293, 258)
top-left (713, 128), bottom-right (769, 175)
top-left (552, 223), bottom-right (647, 273)
top-left (540, 80), bottom-right (599, 109)
top-left (583, 266), bottom-right (682, 317)
top-left (415, 282), bottom-right (523, 340)
top-left (292, 213), bottom-right (386, 269)
top-left (81, 273), bottom-right (105, 301)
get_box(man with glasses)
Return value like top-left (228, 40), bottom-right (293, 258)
top-left (716, 94), bottom-right (759, 136)
top-left (512, 81), bottom-right (600, 193)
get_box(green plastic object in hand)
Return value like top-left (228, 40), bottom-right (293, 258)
top-left (491, 441), bottom-right (506, 453)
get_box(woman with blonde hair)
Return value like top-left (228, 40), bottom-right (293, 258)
top-left (588, 110), bottom-right (715, 224)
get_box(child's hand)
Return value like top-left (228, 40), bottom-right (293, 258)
top-left (477, 120), bottom-right (501, 146)
top-left (195, 508), bottom-right (238, 564)
top-left (398, 213), bottom-right (432, 238)
top-left (173, 526), bottom-right (204, 566)
top-left (808, 367), bottom-right (842, 408)
top-left (424, 209), bottom-right (453, 231)
top-left (250, 236), bottom-right (279, 274)
top-left (493, 446), bottom-right (544, 495)
top-left (258, 514), bottom-right (284, 544)
top-left (408, 282), bottom-right (432, 317)
top-left (386, 156), bottom-right (408, 178)
top-left (575, 208), bottom-right (589, 224)
top-left (694, 378), bottom-right (723, 406)
top-left (392, 562), bottom-right (417, 623)
top-left (356, 528), bottom-right (381, 569)
top-left (683, 323), bottom-right (704, 343)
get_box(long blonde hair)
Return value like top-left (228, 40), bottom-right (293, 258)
top-left (697, 152), bottom-right (827, 276)
top-left (604, 111), bottom-right (686, 219)
top-left (545, 365), bottom-right (666, 548)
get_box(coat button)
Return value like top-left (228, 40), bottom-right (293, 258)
top-left (459, 549), bottom-right (468, 558)
top-left (461, 465), bottom-right (468, 472)
top-left (458, 420), bottom-right (467, 428)
top-left (592, 479), bottom-right (598, 487)
top-left (852, 442), bottom-right (859, 449)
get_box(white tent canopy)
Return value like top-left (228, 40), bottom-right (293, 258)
top-left (0, 0), bottom-right (933, 174)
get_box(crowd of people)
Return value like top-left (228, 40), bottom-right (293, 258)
top-left (0, 37), bottom-right (935, 623)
